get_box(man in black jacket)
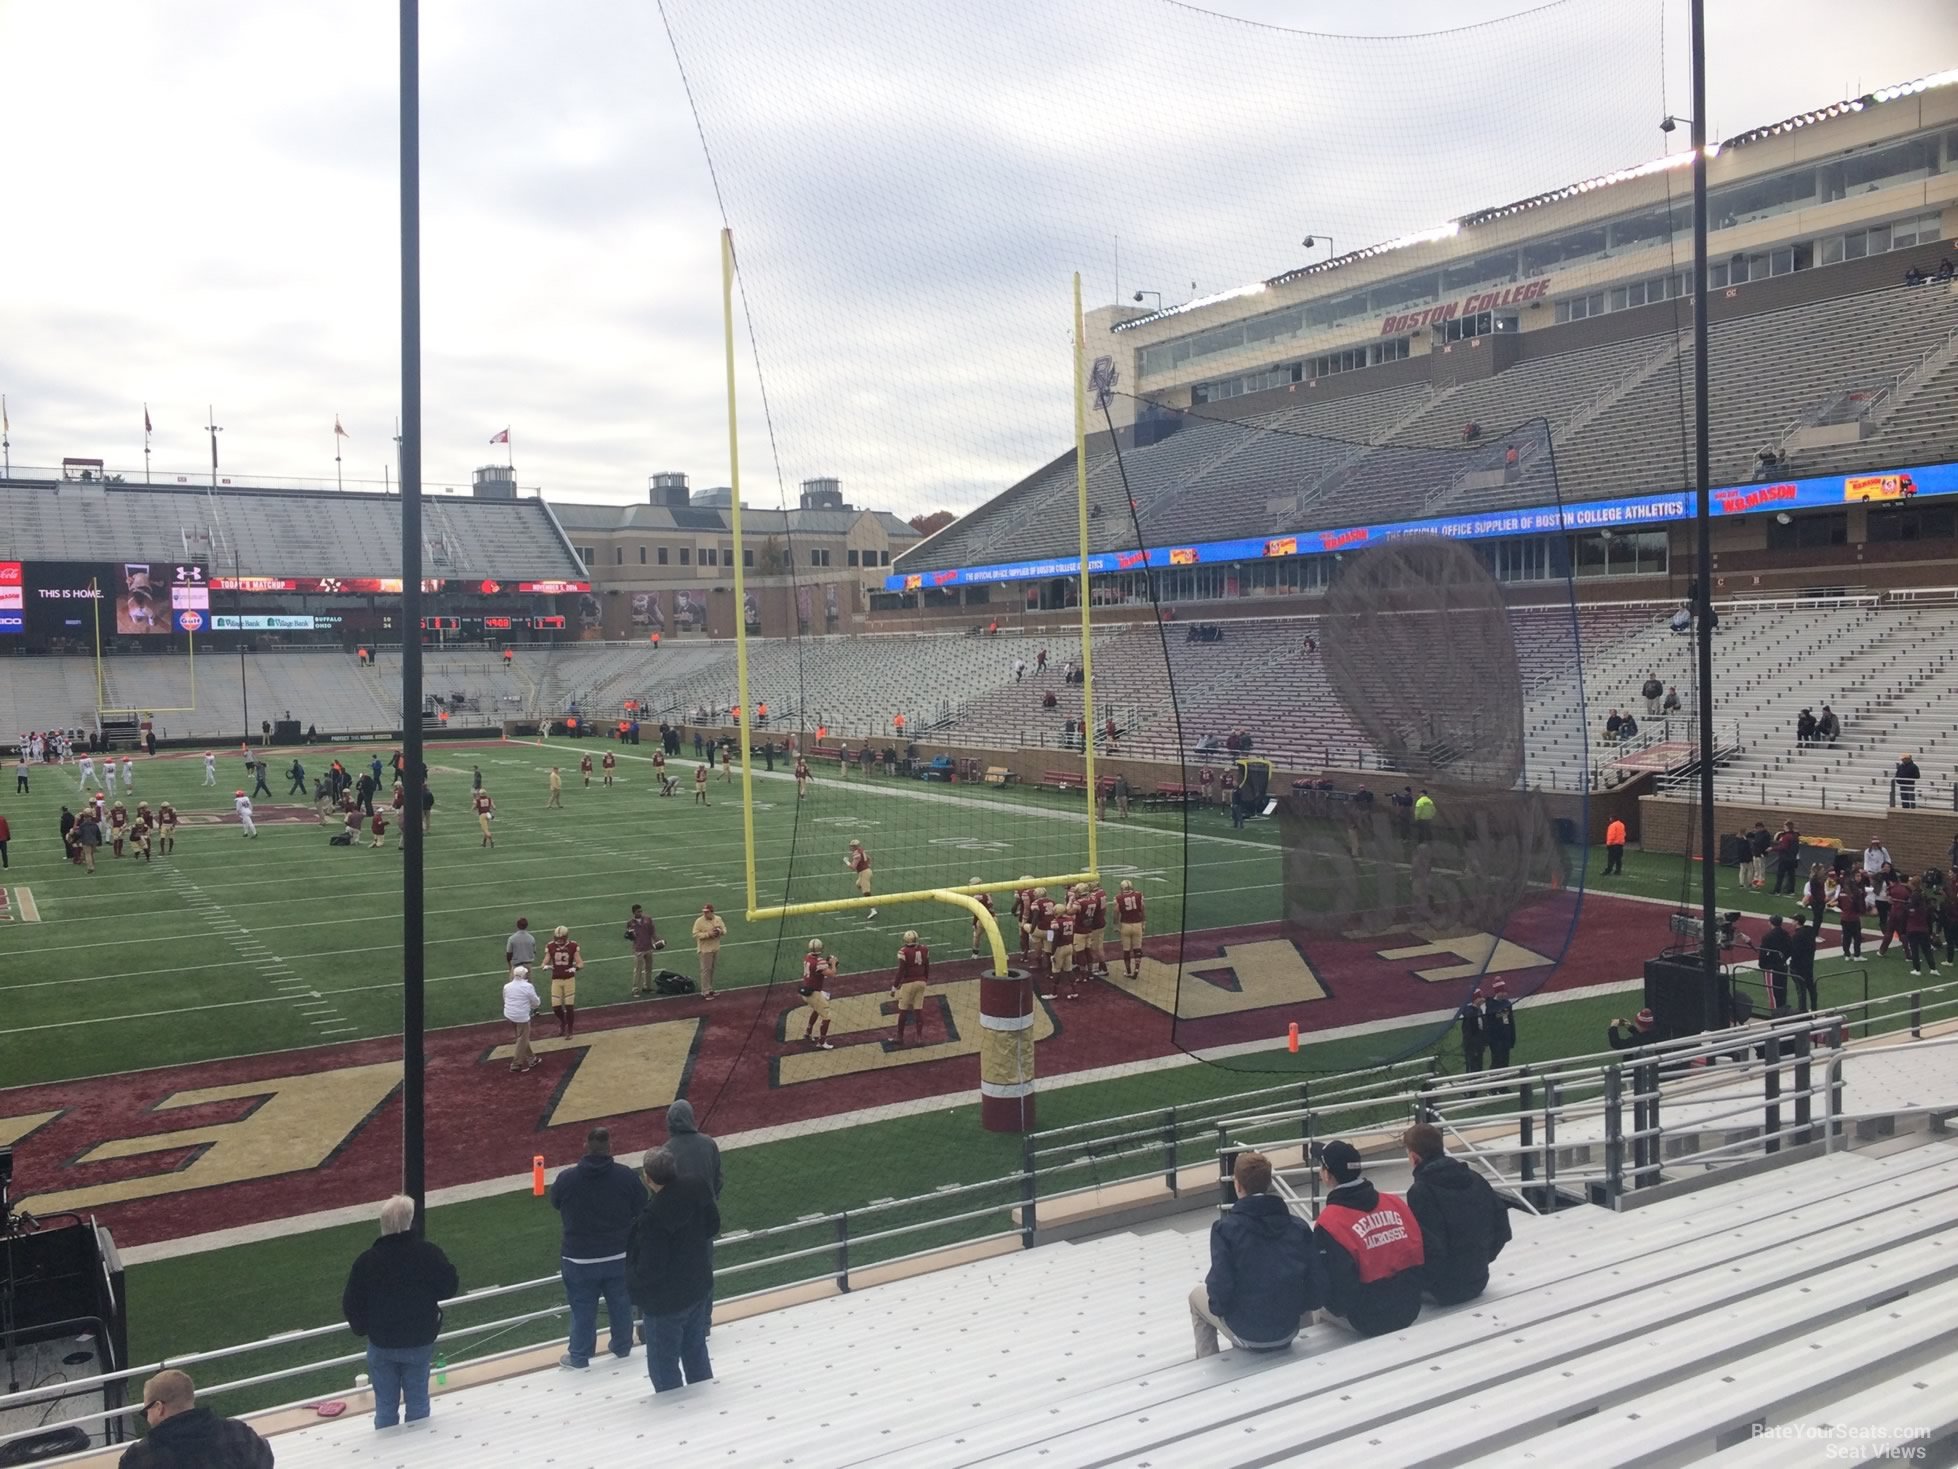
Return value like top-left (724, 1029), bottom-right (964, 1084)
top-left (1771, 821), bottom-right (1802, 895)
top-left (1455, 991), bottom-right (1486, 1072)
top-left (662, 1099), bottom-right (723, 1333)
top-left (1188, 1151), bottom-right (1326, 1358)
top-left (1402, 1124), bottom-right (1511, 1305)
top-left (120, 1370), bottom-right (271, 1469)
top-left (1788, 913), bottom-right (1819, 1012)
top-left (627, 1148), bottom-right (720, 1392)
top-left (1480, 980), bottom-right (1517, 1070)
top-left (1757, 914), bottom-right (1792, 1011)
top-left (550, 1127), bottom-right (647, 1369)
top-left (341, 1194), bottom-right (460, 1428)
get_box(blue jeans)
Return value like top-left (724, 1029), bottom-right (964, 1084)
top-left (562, 1258), bottom-right (632, 1365)
top-left (647, 1296), bottom-right (712, 1392)
top-left (366, 1342), bottom-right (433, 1429)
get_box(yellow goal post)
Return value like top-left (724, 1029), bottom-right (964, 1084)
top-left (718, 229), bottom-right (1101, 972)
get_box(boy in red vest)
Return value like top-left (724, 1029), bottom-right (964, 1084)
top-left (1311, 1140), bottom-right (1424, 1336)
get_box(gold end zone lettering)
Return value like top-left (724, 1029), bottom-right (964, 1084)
top-left (1106, 939), bottom-right (1328, 1020)
top-left (1375, 932), bottom-right (1552, 983)
top-left (490, 1020), bottom-right (702, 1127)
top-left (19, 1064), bottom-right (402, 1216)
top-left (0, 1110), bottom-right (63, 1150)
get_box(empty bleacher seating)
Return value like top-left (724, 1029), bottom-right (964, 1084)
top-left (263, 1128), bottom-right (1958, 1468)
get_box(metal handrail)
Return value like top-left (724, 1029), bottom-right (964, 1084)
top-left (7, 985), bottom-right (1949, 1450)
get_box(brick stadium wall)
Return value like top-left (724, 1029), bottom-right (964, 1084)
top-left (1638, 795), bottom-right (1956, 876)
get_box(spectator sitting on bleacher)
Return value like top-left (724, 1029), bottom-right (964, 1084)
top-left (1188, 1150), bottom-right (1326, 1359)
top-left (1795, 708), bottom-right (1817, 745)
top-left (1662, 686), bottom-right (1681, 714)
top-left (1669, 604), bottom-right (1691, 635)
top-left (1603, 709), bottom-right (1624, 743)
top-left (1402, 1124), bottom-right (1511, 1307)
top-left (1618, 713), bottom-right (1638, 741)
top-left (1041, 690), bottom-right (1057, 710)
top-left (1905, 265), bottom-right (1926, 287)
top-left (1816, 705), bottom-right (1840, 745)
top-left (1311, 1140), bottom-right (1424, 1337)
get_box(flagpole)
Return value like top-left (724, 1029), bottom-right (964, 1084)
top-left (334, 419), bottom-right (343, 492)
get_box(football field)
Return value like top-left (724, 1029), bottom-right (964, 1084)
top-left (0, 738), bottom-right (1271, 1089)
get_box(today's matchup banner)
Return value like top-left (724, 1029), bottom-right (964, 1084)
top-left (886, 461), bottom-right (1953, 591)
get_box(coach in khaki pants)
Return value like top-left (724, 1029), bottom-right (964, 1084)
top-left (692, 903), bottom-right (728, 998)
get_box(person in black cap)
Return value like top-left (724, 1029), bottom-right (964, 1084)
top-left (1455, 989), bottom-right (1486, 1073)
top-left (1310, 1140), bottom-right (1423, 1336)
top-left (1187, 1151), bottom-right (1327, 1359)
top-left (1788, 913), bottom-right (1818, 1013)
top-left (1480, 980), bottom-right (1516, 1069)
top-left (1757, 914), bottom-right (1791, 1012)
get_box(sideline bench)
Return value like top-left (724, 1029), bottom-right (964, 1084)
top-left (1041, 769), bottom-right (1086, 791)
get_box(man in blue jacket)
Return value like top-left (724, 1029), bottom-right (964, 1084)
top-left (1189, 1151), bottom-right (1326, 1358)
top-left (549, 1126), bottom-right (647, 1369)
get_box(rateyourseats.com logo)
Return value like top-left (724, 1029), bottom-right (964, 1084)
top-left (1750, 1422), bottom-right (1930, 1461)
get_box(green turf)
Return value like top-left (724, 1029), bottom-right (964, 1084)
top-left (0, 740), bottom-right (1284, 1085)
top-left (2, 756), bottom-right (1935, 1090)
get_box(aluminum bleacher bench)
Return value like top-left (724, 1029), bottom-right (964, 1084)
top-left (883, 1148), bottom-right (1958, 1468)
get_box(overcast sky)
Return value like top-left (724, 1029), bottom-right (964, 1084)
top-left (0, 0), bottom-right (1950, 521)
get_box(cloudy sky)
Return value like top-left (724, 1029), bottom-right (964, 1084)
top-left (0, 0), bottom-right (1950, 521)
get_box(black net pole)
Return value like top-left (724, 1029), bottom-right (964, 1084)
top-left (398, 0), bottom-right (427, 1229)
top-left (1689, 0), bottom-right (1719, 1011)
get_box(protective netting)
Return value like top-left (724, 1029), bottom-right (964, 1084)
top-left (656, 0), bottom-right (1660, 1097)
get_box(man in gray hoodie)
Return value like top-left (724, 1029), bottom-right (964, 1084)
top-left (662, 1100), bottom-right (723, 1332)
top-left (663, 1100), bottom-right (723, 1199)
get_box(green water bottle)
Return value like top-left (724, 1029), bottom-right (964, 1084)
top-left (434, 1354), bottom-right (448, 1388)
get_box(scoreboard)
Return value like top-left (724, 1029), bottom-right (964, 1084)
top-left (0, 558), bottom-right (582, 640)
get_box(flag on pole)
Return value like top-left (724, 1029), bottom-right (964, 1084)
top-left (2, 396), bottom-right (9, 434)
top-left (489, 428), bottom-right (510, 445)
top-left (144, 404), bottom-right (153, 434)
top-left (335, 416), bottom-right (349, 438)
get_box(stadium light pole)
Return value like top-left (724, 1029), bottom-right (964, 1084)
top-left (233, 548), bottom-right (249, 753)
top-left (398, 0), bottom-right (428, 1231)
top-left (1688, 0), bottom-right (1720, 1015)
